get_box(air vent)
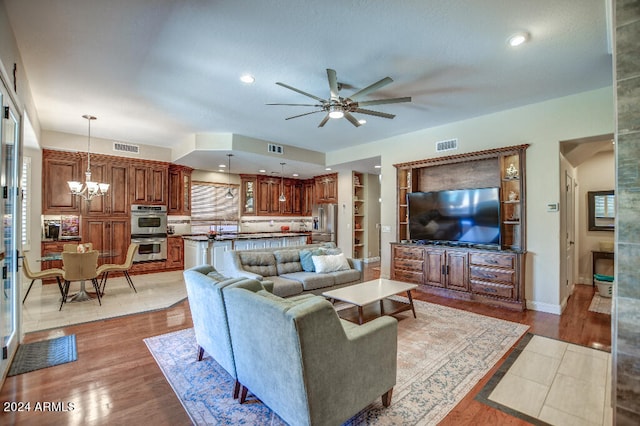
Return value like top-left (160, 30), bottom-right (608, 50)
top-left (113, 142), bottom-right (140, 154)
top-left (435, 138), bottom-right (458, 152)
top-left (268, 143), bottom-right (284, 154)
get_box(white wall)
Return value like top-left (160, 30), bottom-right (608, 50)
top-left (327, 87), bottom-right (614, 313)
top-left (577, 151), bottom-right (615, 283)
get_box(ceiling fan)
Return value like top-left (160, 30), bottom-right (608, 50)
top-left (267, 69), bottom-right (411, 127)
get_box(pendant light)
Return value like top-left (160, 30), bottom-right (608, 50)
top-left (225, 154), bottom-right (234, 199)
top-left (68, 115), bottom-right (109, 202)
top-left (279, 162), bottom-right (286, 202)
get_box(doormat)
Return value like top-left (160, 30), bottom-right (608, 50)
top-left (589, 293), bottom-right (612, 315)
top-left (8, 334), bottom-right (77, 376)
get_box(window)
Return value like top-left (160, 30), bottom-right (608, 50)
top-left (190, 181), bottom-right (239, 221)
top-left (21, 156), bottom-right (31, 251)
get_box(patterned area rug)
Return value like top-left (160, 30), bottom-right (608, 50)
top-left (145, 299), bottom-right (528, 425)
top-left (589, 293), bottom-right (612, 315)
top-left (8, 334), bottom-right (77, 376)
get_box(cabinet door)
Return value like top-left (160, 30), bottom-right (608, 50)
top-left (212, 241), bottom-right (232, 274)
top-left (241, 177), bottom-right (256, 215)
top-left (109, 164), bottom-right (129, 216)
top-left (43, 155), bottom-right (81, 214)
top-left (257, 179), bottom-right (272, 214)
top-left (130, 165), bottom-right (150, 204)
top-left (166, 237), bottom-right (184, 269)
top-left (303, 181), bottom-right (314, 215)
top-left (280, 181), bottom-right (293, 214)
top-left (291, 182), bottom-right (303, 215)
top-left (84, 219), bottom-right (108, 260)
top-left (424, 248), bottom-right (446, 287)
top-left (168, 169), bottom-right (181, 214)
top-left (325, 176), bottom-right (337, 203)
top-left (130, 164), bottom-right (167, 205)
top-left (445, 250), bottom-right (469, 291)
top-left (148, 166), bottom-right (167, 204)
top-left (110, 219), bottom-right (129, 265)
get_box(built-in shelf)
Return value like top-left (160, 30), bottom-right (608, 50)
top-left (353, 171), bottom-right (366, 259)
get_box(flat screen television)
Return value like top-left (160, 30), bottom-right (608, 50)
top-left (407, 187), bottom-right (501, 246)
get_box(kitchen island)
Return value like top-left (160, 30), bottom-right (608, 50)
top-left (182, 232), bottom-right (311, 273)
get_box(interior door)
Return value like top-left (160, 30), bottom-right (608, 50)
top-left (0, 88), bottom-right (21, 379)
top-left (565, 171), bottom-right (576, 296)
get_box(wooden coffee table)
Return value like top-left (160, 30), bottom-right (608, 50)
top-left (322, 279), bottom-right (418, 324)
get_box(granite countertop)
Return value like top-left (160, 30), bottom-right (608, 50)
top-left (181, 232), bottom-right (310, 242)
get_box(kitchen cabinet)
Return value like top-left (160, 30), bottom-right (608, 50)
top-left (314, 173), bottom-right (338, 204)
top-left (302, 179), bottom-right (315, 216)
top-left (166, 236), bottom-right (184, 270)
top-left (130, 162), bottom-right (168, 205)
top-left (168, 165), bottom-right (192, 215)
top-left (257, 176), bottom-right (282, 215)
top-left (233, 239), bottom-right (268, 251)
top-left (183, 238), bottom-right (209, 270)
top-left (42, 150), bottom-right (81, 214)
top-left (83, 158), bottom-right (129, 217)
top-left (210, 240), bottom-right (232, 274)
top-left (82, 218), bottom-right (129, 266)
top-left (240, 175), bottom-right (257, 215)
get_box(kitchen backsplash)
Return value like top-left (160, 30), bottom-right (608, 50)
top-left (168, 215), bottom-right (312, 234)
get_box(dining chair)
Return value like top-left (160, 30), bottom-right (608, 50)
top-left (63, 243), bottom-right (93, 252)
top-left (60, 250), bottom-right (101, 310)
top-left (96, 243), bottom-right (138, 295)
top-left (21, 257), bottom-right (64, 304)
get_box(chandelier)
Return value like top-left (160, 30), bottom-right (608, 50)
top-left (68, 115), bottom-right (109, 202)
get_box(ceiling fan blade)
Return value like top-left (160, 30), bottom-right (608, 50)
top-left (353, 108), bottom-right (396, 119)
top-left (318, 114), bottom-right (331, 127)
top-left (276, 82), bottom-right (327, 103)
top-left (327, 69), bottom-right (339, 100)
top-left (285, 110), bottom-right (324, 120)
top-left (266, 103), bottom-right (324, 107)
top-left (348, 76), bottom-right (393, 101)
top-left (343, 111), bottom-right (362, 127)
top-left (356, 96), bottom-right (412, 107)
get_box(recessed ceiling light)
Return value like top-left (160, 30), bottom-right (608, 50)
top-left (218, 164), bottom-right (226, 168)
top-left (240, 74), bottom-right (255, 84)
top-left (218, 169), bottom-right (224, 173)
top-left (358, 119), bottom-right (367, 125)
top-left (292, 173), bottom-right (299, 177)
top-left (259, 169), bottom-right (266, 173)
top-left (374, 165), bottom-right (381, 169)
top-left (508, 32), bottom-right (529, 47)
top-left (325, 167), bottom-right (332, 171)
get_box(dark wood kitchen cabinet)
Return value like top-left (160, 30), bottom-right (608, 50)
top-left (130, 162), bottom-right (168, 205)
top-left (168, 165), bottom-right (192, 215)
top-left (42, 150), bottom-right (82, 214)
top-left (314, 173), bottom-right (338, 204)
top-left (257, 176), bottom-right (282, 215)
top-left (165, 236), bottom-right (184, 270)
top-left (82, 218), bottom-right (129, 266)
top-left (82, 157), bottom-right (130, 217)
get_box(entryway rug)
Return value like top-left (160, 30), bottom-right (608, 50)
top-left (589, 293), bottom-right (612, 315)
top-left (145, 299), bottom-right (529, 425)
top-left (8, 334), bottom-right (77, 376)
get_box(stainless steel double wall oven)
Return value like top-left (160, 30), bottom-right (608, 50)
top-left (131, 204), bottom-right (168, 262)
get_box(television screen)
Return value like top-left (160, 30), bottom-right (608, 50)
top-left (407, 187), bottom-right (500, 246)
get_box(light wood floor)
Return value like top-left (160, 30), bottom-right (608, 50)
top-left (0, 264), bottom-right (610, 425)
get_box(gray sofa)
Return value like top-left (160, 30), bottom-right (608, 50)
top-left (224, 243), bottom-right (363, 297)
top-left (225, 280), bottom-right (397, 425)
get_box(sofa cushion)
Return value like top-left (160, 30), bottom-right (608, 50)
top-left (206, 270), bottom-right (230, 282)
top-left (274, 250), bottom-right (303, 275)
top-left (268, 275), bottom-right (305, 298)
top-left (281, 271), bottom-right (335, 291)
top-left (329, 269), bottom-right (361, 285)
top-left (238, 252), bottom-right (277, 277)
top-left (299, 248), bottom-right (326, 272)
top-left (312, 253), bottom-right (351, 273)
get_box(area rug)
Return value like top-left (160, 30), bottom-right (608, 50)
top-left (8, 334), bottom-right (77, 376)
top-left (589, 293), bottom-right (612, 315)
top-left (145, 299), bottom-right (529, 425)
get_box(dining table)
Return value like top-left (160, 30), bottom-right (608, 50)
top-left (40, 251), bottom-right (118, 302)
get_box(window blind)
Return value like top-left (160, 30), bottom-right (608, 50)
top-left (191, 181), bottom-right (239, 221)
top-left (21, 156), bottom-right (31, 251)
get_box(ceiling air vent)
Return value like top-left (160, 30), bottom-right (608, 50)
top-left (113, 142), bottom-right (140, 154)
top-left (435, 138), bottom-right (458, 152)
top-left (268, 143), bottom-right (284, 154)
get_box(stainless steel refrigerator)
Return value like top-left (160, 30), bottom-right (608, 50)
top-left (311, 204), bottom-right (337, 243)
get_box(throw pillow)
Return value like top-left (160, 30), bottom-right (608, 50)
top-left (300, 248), bottom-right (326, 272)
top-left (312, 253), bottom-right (350, 273)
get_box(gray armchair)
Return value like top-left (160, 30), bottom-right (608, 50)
top-left (224, 282), bottom-right (398, 426)
top-left (183, 265), bottom-right (268, 398)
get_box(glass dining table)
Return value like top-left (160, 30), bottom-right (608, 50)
top-left (40, 251), bottom-right (118, 302)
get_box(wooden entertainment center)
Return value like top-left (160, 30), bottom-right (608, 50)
top-left (392, 144), bottom-right (528, 310)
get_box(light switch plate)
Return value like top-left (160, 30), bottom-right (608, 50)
top-left (547, 203), bottom-right (559, 212)
top-left (381, 225), bottom-right (391, 233)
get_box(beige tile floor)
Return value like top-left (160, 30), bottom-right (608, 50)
top-left (489, 335), bottom-right (613, 426)
top-left (21, 270), bottom-right (187, 333)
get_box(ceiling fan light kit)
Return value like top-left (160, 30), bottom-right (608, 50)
top-left (268, 68), bottom-right (411, 127)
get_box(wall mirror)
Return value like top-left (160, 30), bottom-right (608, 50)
top-left (588, 190), bottom-right (615, 231)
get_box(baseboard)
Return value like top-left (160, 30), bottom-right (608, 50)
top-left (526, 299), bottom-right (562, 315)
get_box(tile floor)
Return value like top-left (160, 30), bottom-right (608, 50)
top-left (488, 335), bottom-right (613, 426)
top-left (21, 270), bottom-right (187, 333)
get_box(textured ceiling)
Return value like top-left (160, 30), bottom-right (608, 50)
top-left (4, 0), bottom-right (612, 174)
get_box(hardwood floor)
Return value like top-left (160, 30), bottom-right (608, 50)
top-left (1, 264), bottom-right (610, 425)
